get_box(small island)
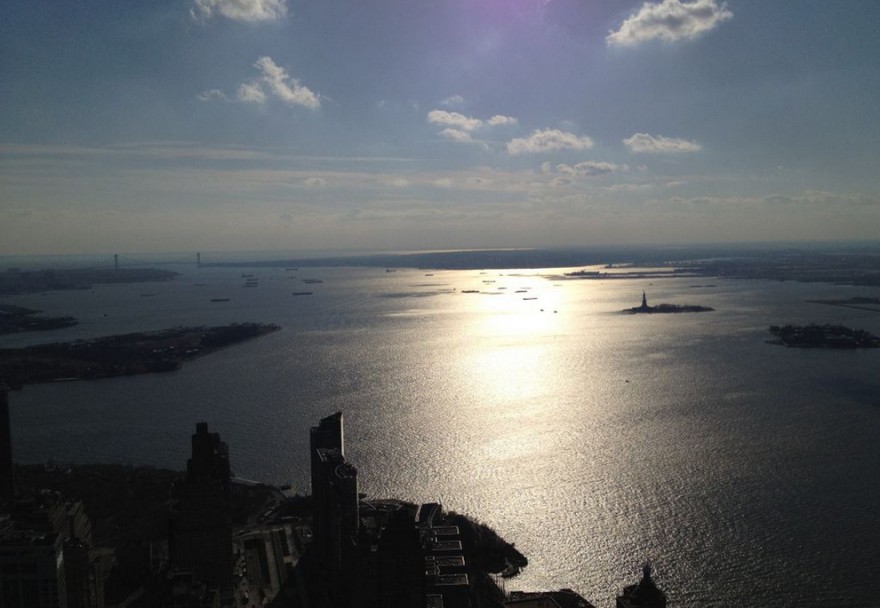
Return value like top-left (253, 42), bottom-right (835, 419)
top-left (0, 322), bottom-right (280, 385)
top-left (623, 291), bottom-right (714, 314)
top-left (0, 304), bottom-right (78, 335)
top-left (768, 324), bottom-right (880, 348)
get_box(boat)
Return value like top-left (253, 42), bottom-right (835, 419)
top-left (302, 279), bottom-right (323, 284)
top-left (523, 297), bottom-right (538, 300)
top-left (462, 290), bottom-right (480, 293)
top-left (291, 291), bottom-right (313, 296)
top-left (210, 298), bottom-right (231, 302)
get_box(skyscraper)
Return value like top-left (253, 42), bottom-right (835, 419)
top-left (310, 413), bottom-right (361, 606)
top-left (310, 412), bottom-right (344, 497)
top-left (0, 383), bottom-right (14, 506)
top-left (168, 423), bottom-right (233, 595)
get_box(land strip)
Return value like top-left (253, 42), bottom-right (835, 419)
top-left (0, 322), bottom-right (279, 386)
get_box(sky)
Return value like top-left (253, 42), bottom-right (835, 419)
top-left (2, 0), bottom-right (880, 255)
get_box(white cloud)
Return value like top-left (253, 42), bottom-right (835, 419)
top-left (650, 191), bottom-right (880, 211)
top-left (440, 95), bottom-right (465, 107)
top-left (427, 111), bottom-right (519, 148)
top-left (488, 115), bottom-right (518, 126)
top-left (607, 0), bottom-right (732, 47)
top-left (440, 129), bottom-right (474, 143)
top-left (228, 57), bottom-right (319, 108)
top-left (623, 133), bottom-right (702, 153)
top-left (555, 161), bottom-right (624, 176)
top-left (506, 129), bottom-right (594, 155)
top-left (550, 177), bottom-right (574, 189)
top-left (191, 0), bottom-right (288, 22)
top-left (197, 89), bottom-right (229, 102)
top-left (604, 183), bottom-right (655, 192)
top-left (237, 81), bottom-right (267, 104)
top-left (427, 110), bottom-right (483, 132)
top-left (253, 56), bottom-right (320, 109)
top-left (304, 177), bottom-right (327, 187)
top-left (434, 178), bottom-right (453, 188)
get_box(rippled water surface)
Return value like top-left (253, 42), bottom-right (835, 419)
top-left (5, 265), bottom-right (880, 607)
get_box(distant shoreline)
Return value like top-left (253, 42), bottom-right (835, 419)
top-left (195, 246), bottom-right (880, 286)
top-left (0, 267), bottom-right (178, 296)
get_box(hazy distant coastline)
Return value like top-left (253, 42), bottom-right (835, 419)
top-left (194, 243), bottom-right (880, 286)
top-left (3, 243), bottom-right (880, 290)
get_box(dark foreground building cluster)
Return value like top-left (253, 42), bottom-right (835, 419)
top-left (0, 384), bottom-right (667, 608)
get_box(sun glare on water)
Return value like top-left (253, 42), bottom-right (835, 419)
top-left (455, 271), bottom-right (573, 412)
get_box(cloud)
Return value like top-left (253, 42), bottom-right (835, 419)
top-left (554, 161), bottom-right (624, 176)
top-left (607, 0), bottom-right (732, 47)
top-left (426, 110), bottom-right (516, 149)
top-left (440, 129), bottom-right (474, 143)
top-left (488, 115), bottom-right (518, 126)
top-left (623, 133), bottom-right (702, 153)
top-left (252, 56), bottom-right (320, 108)
top-left (440, 95), bottom-right (465, 107)
top-left (427, 110), bottom-right (483, 132)
top-left (648, 191), bottom-right (880, 212)
top-left (304, 177), bottom-right (326, 187)
top-left (237, 81), bottom-right (267, 104)
top-left (197, 89), bottom-right (229, 102)
top-left (234, 57), bottom-right (321, 110)
top-left (550, 177), bottom-right (574, 189)
top-left (506, 129), bottom-right (594, 155)
top-left (191, 0), bottom-right (288, 22)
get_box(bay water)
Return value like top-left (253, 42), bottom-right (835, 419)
top-left (3, 263), bottom-right (880, 607)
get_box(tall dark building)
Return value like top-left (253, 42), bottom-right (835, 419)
top-left (310, 413), bottom-right (361, 607)
top-left (0, 528), bottom-right (68, 608)
top-left (169, 423), bottom-right (233, 595)
top-left (0, 383), bottom-right (14, 506)
top-left (310, 412), bottom-right (344, 496)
